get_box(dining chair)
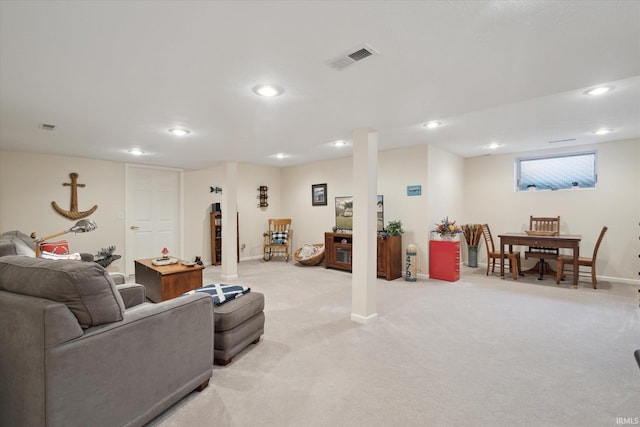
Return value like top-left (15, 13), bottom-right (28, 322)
top-left (524, 215), bottom-right (560, 279)
top-left (263, 218), bottom-right (292, 261)
top-left (556, 226), bottom-right (607, 288)
top-left (482, 224), bottom-right (521, 280)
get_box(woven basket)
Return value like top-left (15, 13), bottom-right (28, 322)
top-left (294, 244), bottom-right (325, 266)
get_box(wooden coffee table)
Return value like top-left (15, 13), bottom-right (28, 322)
top-left (134, 258), bottom-right (204, 302)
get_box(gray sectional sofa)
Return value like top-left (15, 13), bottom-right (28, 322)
top-left (0, 255), bottom-right (214, 427)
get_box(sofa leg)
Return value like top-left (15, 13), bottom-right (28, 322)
top-left (195, 379), bottom-right (209, 392)
top-left (215, 357), bottom-right (232, 366)
top-left (253, 337), bottom-right (261, 344)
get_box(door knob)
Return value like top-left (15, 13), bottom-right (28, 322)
top-left (130, 225), bottom-right (140, 230)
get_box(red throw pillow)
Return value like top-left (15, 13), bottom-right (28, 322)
top-left (40, 240), bottom-right (70, 255)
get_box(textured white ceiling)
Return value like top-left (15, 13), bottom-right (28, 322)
top-left (1, 1), bottom-right (639, 169)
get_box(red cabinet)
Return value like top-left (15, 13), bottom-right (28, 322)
top-left (429, 240), bottom-right (460, 282)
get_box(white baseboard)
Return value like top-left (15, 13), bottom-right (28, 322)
top-left (240, 255), bottom-right (265, 262)
top-left (599, 275), bottom-right (640, 286)
top-left (350, 312), bottom-right (378, 324)
top-left (472, 262), bottom-right (640, 286)
top-left (231, 259), bottom-right (640, 286)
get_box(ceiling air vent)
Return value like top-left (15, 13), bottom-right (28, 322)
top-left (548, 138), bottom-right (576, 144)
top-left (39, 123), bottom-right (56, 131)
top-left (325, 43), bottom-right (379, 71)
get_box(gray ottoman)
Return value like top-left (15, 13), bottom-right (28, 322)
top-left (213, 291), bottom-right (265, 365)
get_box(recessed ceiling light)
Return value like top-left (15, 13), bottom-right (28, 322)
top-left (272, 153), bottom-right (288, 159)
top-left (128, 149), bottom-right (145, 156)
top-left (422, 121), bottom-right (442, 129)
top-left (168, 128), bottom-right (190, 136)
top-left (485, 142), bottom-right (502, 150)
top-left (331, 140), bottom-right (347, 147)
top-left (593, 128), bottom-right (612, 135)
top-left (584, 86), bottom-right (614, 96)
top-left (252, 84), bottom-right (284, 97)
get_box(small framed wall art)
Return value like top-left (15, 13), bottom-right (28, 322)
top-left (312, 183), bottom-right (327, 206)
top-left (407, 185), bottom-right (422, 196)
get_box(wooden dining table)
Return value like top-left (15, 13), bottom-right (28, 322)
top-left (498, 233), bottom-right (582, 288)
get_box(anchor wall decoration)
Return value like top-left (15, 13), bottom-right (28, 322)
top-left (51, 172), bottom-right (98, 220)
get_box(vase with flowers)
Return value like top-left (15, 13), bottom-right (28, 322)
top-left (433, 217), bottom-right (462, 240)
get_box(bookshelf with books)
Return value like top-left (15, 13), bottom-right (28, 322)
top-left (209, 210), bottom-right (240, 266)
top-left (210, 211), bottom-right (222, 265)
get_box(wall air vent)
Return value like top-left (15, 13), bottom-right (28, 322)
top-left (39, 123), bottom-right (56, 131)
top-left (325, 43), bottom-right (379, 71)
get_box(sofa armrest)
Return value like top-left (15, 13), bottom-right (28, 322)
top-left (116, 283), bottom-right (145, 308)
top-left (109, 272), bottom-right (126, 285)
top-left (80, 252), bottom-right (94, 262)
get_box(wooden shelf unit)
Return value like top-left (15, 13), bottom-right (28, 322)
top-left (210, 211), bottom-right (240, 266)
top-left (324, 232), bottom-right (402, 281)
top-left (210, 211), bottom-right (222, 265)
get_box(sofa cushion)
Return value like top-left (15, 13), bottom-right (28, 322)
top-left (0, 256), bottom-right (125, 328)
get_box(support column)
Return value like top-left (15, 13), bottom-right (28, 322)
top-left (221, 161), bottom-right (238, 280)
top-left (351, 128), bottom-right (378, 323)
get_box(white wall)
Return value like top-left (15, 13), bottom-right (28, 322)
top-left (183, 167), bottom-right (225, 263)
top-left (378, 145), bottom-right (431, 276)
top-left (281, 144), bottom-right (463, 277)
top-left (464, 139), bottom-right (640, 282)
top-left (3, 138), bottom-right (636, 282)
top-left (426, 144), bottom-right (466, 269)
top-left (279, 156), bottom-right (352, 249)
top-left (183, 162), bottom-right (282, 264)
top-left (236, 163), bottom-right (282, 260)
top-left (0, 150), bottom-right (126, 272)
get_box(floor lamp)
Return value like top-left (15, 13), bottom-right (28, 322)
top-left (34, 219), bottom-right (97, 257)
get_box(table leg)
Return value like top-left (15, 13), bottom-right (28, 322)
top-left (572, 244), bottom-right (580, 288)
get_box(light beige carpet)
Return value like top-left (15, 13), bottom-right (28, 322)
top-left (147, 260), bottom-right (639, 427)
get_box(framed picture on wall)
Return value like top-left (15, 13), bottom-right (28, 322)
top-left (334, 195), bottom-right (384, 231)
top-left (335, 196), bottom-right (353, 230)
top-left (312, 183), bottom-right (327, 206)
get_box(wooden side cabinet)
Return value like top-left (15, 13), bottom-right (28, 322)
top-left (324, 232), bottom-right (353, 271)
top-left (429, 240), bottom-right (460, 282)
top-left (324, 232), bottom-right (402, 280)
top-left (377, 235), bottom-right (402, 280)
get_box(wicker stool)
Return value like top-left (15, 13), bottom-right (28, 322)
top-left (213, 292), bottom-right (265, 365)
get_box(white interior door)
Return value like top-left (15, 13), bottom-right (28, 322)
top-left (125, 165), bottom-right (182, 275)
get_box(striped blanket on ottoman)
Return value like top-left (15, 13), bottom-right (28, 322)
top-left (184, 284), bottom-right (250, 306)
